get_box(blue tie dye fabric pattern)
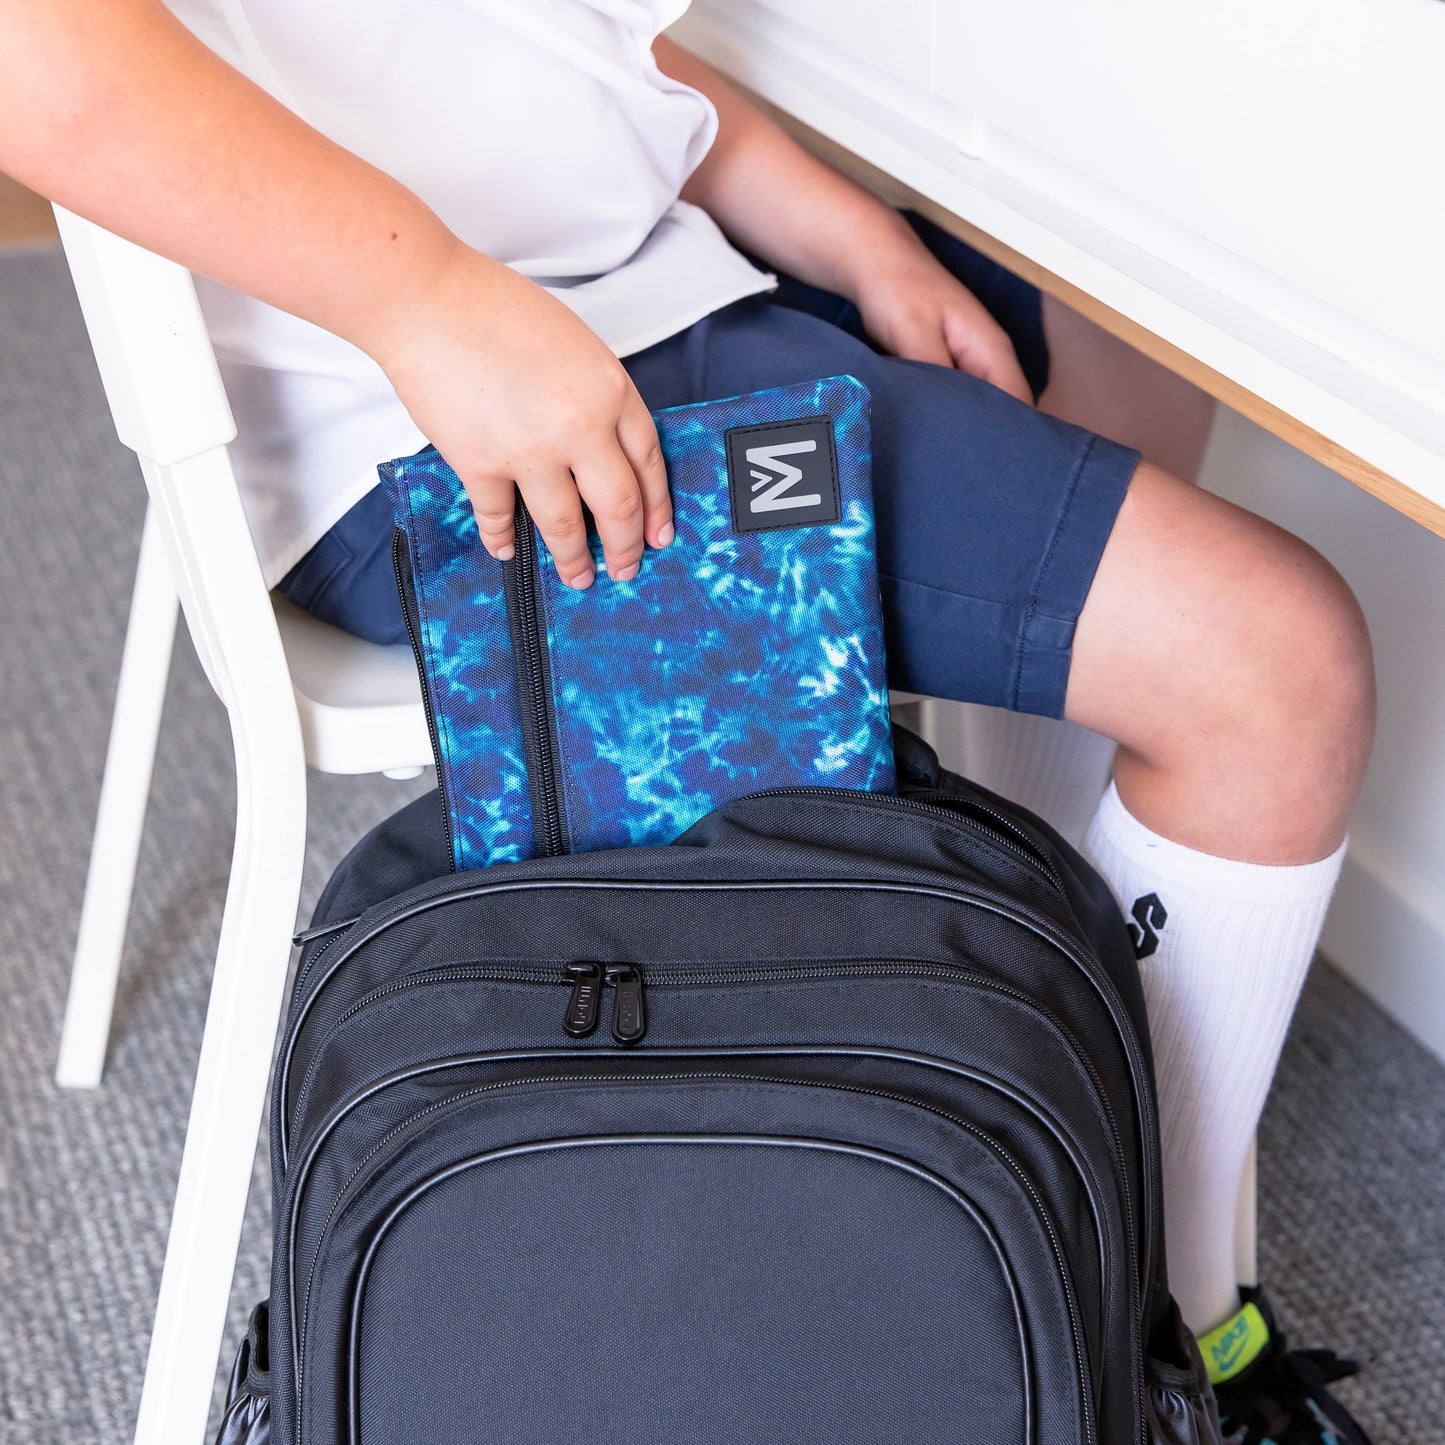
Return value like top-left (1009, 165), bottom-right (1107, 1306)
top-left (384, 374), bottom-right (894, 872)
top-left (383, 462), bottom-right (537, 868)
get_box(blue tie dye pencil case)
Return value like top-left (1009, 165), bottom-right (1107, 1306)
top-left (381, 373), bottom-right (895, 873)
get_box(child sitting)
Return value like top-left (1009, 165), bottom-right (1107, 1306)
top-left (0, 2), bottom-right (1376, 1439)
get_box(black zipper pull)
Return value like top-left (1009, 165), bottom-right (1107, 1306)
top-left (605, 965), bottom-right (646, 1045)
top-left (291, 913), bottom-right (361, 948)
top-left (562, 962), bottom-right (603, 1038)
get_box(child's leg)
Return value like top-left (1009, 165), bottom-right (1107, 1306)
top-left (885, 218), bottom-right (1219, 846)
top-left (917, 269), bottom-right (1358, 1362)
top-left (276, 484), bottom-right (408, 645)
top-left (1065, 461), bottom-right (1374, 1336)
top-left (956, 293), bottom-right (1222, 846)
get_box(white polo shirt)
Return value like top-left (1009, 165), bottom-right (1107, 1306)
top-left (163, 0), bottom-right (774, 584)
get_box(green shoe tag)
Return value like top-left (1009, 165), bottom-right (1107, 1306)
top-left (1199, 1301), bottom-right (1270, 1384)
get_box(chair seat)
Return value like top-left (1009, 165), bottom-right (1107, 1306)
top-left (272, 595), bottom-right (432, 775)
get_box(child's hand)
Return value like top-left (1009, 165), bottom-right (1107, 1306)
top-left (852, 247), bottom-right (1033, 405)
top-left (1, 0), bottom-right (668, 593)
top-left (371, 243), bottom-right (672, 589)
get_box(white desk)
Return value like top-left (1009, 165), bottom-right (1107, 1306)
top-left (673, 0), bottom-right (1445, 537)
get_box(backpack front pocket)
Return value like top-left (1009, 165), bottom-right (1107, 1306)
top-left (289, 1074), bottom-right (1094, 1445)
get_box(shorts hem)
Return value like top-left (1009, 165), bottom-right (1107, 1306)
top-left (1012, 433), bottom-right (1140, 717)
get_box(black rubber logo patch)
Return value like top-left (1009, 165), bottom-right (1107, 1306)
top-left (725, 415), bottom-right (842, 534)
top-left (1128, 893), bottom-right (1169, 959)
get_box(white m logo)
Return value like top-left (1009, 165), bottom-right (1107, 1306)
top-left (745, 440), bottom-right (821, 512)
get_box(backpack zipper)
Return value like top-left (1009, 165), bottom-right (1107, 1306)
top-left (280, 794), bottom-right (1159, 1323)
top-left (280, 959), bottom-right (1139, 1417)
top-left (286, 781), bottom-right (1074, 1025)
top-left (285, 956), bottom-right (1121, 1174)
top-left (280, 871), bottom-right (1159, 1309)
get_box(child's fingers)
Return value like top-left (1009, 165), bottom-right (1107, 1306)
top-left (575, 441), bottom-right (647, 583)
top-left (617, 394), bottom-right (673, 550)
top-left (518, 469), bottom-right (595, 589)
top-left (892, 320), bottom-right (954, 370)
top-left (978, 345), bottom-right (1032, 405)
top-left (465, 475), bottom-right (518, 562)
top-left (944, 309), bottom-right (1032, 405)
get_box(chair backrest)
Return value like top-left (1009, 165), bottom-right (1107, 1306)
top-left (53, 208), bottom-right (430, 775)
top-left (53, 207), bottom-right (300, 745)
top-left (52, 208), bottom-right (237, 469)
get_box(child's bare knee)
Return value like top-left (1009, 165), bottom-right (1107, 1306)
top-left (1069, 466), bottom-right (1374, 822)
top-left (1204, 523), bottom-right (1374, 806)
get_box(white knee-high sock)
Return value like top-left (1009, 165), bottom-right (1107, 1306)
top-left (1082, 782), bottom-right (1345, 1333)
top-left (952, 704), bottom-right (1117, 851)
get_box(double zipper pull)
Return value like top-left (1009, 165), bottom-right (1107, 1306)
top-left (562, 962), bottom-right (603, 1038)
top-left (605, 965), bottom-right (647, 1045)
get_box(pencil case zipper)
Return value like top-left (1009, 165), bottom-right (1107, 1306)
top-left (500, 492), bottom-right (568, 857)
top-left (394, 497), bottom-right (570, 867)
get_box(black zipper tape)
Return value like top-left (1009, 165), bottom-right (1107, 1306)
top-left (501, 491), bottom-right (569, 859)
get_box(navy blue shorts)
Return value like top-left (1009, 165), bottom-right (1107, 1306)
top-left (279, 214), bottom-right (1139, 717)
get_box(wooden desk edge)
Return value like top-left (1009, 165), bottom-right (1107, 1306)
top-left (763, 103), bottom-right (1445, 542)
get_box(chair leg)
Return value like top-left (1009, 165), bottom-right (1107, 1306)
top-left (57, 503), bottom-right (179, 1088)
top-left (131, 726), bottom-right (308, 1445)
top-left (889, 693), bottom-right (939, 748)
top-left (1235, 1137), bottom-right (1258, 1289)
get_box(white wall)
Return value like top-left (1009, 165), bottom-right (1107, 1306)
top-left (1194, 408), bottom-right (1445, 1061)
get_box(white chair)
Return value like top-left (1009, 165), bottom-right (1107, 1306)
top-left (50, 207), bottom-right (432, 1445)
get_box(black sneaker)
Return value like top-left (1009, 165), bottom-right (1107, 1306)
top-left (1207, 1286), bottom-right (1372, 1445)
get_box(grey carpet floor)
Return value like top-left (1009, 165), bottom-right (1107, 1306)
top-left (1, 246), bottom-right (1441, 1442)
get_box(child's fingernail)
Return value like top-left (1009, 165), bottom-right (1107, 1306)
top-left (493, 542), bottom-right (515, 562)
top-left (614, 562), bottom-right (640, 582)
top-left (657, 521), bottom-right (675, 547)
top-left (567, 567), bottom-right (595, 590)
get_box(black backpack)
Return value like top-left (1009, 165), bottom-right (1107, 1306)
top-left (218, 729), bottom-right (1220, 1445)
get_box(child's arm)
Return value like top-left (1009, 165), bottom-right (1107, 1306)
top-left (656, 37), bottom-right (1032, 404)
top-left (0, 0), bottom-right (669, 587)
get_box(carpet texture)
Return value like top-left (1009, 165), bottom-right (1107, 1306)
top-left (0, 247), bottom-right (1441, 1442)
